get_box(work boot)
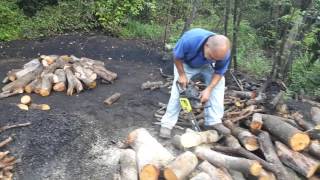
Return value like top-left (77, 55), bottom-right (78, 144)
top-left (204, 123), bottom-right (231, 136)
top-left (159, 126), bottom-right (172, 139)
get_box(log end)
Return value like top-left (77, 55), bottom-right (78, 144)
top-left (140, 164), bottom-right (160, 180)
top-left (21, 95), bottom-right (31, 105)
top-left (306, 165), bottom-right (320, 178)
top-left (24, 86), bottom-right (33, 93)
top-left (244, 137), bottom-right (259, 151)
top-left (250, 122), bottom-right (262, 131)
top-left (88, 81), bottom-right (97, 89)
top-left (17, 104), bottom-right (29, 111)
top-left (290, 132), bottom-right (310, 151)
top-left (250, 161), bottom-right (262, 176)
top-left (163, 168), bottom-right (177, 180)
top-left (39, 89), bottom-right (50, 96)
top-left (53, 83), bottom-right (66, 92)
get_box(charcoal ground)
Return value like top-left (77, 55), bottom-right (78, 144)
top-left (0, 33), bottom-right (173, 180)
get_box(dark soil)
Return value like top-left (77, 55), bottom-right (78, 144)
top-left (0, 33), bottom-right (173, 180)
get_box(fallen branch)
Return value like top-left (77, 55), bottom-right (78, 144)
top-left (0, 137), bottom-right (13, 148)
top-left (0, 122), bottom-right (31, 133)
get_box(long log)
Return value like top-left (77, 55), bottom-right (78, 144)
top-left (92, 64), bottom-right (117, 82)
top-left (0, 89), bottom-right (23, 99)
top-left (53, 69), bottom-right (66, 92)
top-left (223, 135), bottom-right (241, 148)
top-left (195, 146), bottom-right (262, 176)
top-left (229, 170), bottom-right (246, 180)
top-left (65, 66), bottom-right (83, 95)
top-left (172, 129), bottom-right (219, 149)
top-left (224, 120), bottom-right (259, 151)
top-left (127, 128), bottom-right (174, 180)
top-left (7, 69), bottom-right (22, 82)
top-left (164, 151), bottom-right (198, 180)
top-left (260, 114), bottom-right (310, 151)
top-left (2, 65), bottom-right (43, 92)
top-left (39, 73), bottom-right (53, 96)
top-left (257, 131), bottom-right (291, 180)
top-left (25, 77), bottom-right (41, 93)
top-left (120, 149), bottom-right (138, 180)
top-left (190, 172), bottom-right (211, 180)
top-left (198, 160), bottom-right (233, 180)
top-left (311, 107), bottom-right (320, 124)
top-left (15, 59), bottom-right (41, 79)
top-left (72, 62), bottom-right (97, 88)
top-left (275, 141), bottom-right (320, 178)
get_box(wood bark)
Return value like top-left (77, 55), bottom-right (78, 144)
top-left (223, 135), bottom-right (241, 148)
top-left (190, 172), bottom-right (211, 180)
top-left (224, 120), bottom-right (259, 151)
top-left (65, 66), bottom-right (83, 95)
top-left (72, 62), bottom-right (97, 88)
top-left (275, 141), bottom-right (320, 178)
top-left (270, 91), bottom-right (284, 108)
top-left (229, 170), bottom-right (246, 180)
top-left (141, 81), bottom-right (164, 90)
top-left (172, 129), bottom-right (219, 149)
top-left (198, 160), bottom-right (233, 180)
top-left (257, 131), bottom-right (291, 180)
top-left (311, 107), bottom-right (320, 124)
top-left (25, 78), bottom-right (41, 93)
top-left (120, 149), bottom-right (138, 180)
top-left (126, 128), bottom-right (174, 180)
top-left (164, 151), bottom-right (198, 180)
top-left (0, 89), bottom-right (23, 99)
top-left (104, 93), bottom-right (121, 106)
top-left (2, 65), bottom-right (43, 92)
top-left (39, 73), bottom-right (53, 96)
top-left (195, 146), bottom-right (262, 176)
top-left (260, 114), bottom-right (310, 151)
top-left (41, 57), bottom-right (66, 75)
top-left (53, 69), bottom-right (66, 92)
top-left (92, 64), bottom-right (117, 82)
top-left (15, 59), bottom-right (41, 79)
top-left (308, 140), bottom-right (320, 159)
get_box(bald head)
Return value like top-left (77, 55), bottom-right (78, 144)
top-left (204, 35), bottom-right (231, 60)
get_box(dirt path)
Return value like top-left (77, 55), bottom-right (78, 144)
top-left (0, 34), bottom-right (172, 179)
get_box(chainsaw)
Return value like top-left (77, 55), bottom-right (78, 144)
top-left (176, 81), bottom-right (202, 132)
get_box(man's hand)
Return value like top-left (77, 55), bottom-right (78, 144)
top-left (200, 87), bottom-right (212, 104)
top-left (178, 74), bottom-right (188, 89)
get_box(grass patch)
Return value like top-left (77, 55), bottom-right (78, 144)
top-left (120, 20), bottom-right (164, 40)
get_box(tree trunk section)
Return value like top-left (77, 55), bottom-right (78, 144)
top-left (261, 114), bottom-right (310, 151)
top-left (39, 73), bottom-right (53, 96)
top-left (250, 113), bottom-right (263, 132)
top-left (164, 151), bottom-right (198, 180)
top-left (190, 172), bottom-right (211, 180)
top-left (65, 66), bottom-right (83, 95)
top-left (72, 62), bottom-right (97, 88)
top-left (25, 77), bottom-right (41, 93)
top-left (53, 69), bottom-right (66, 92)
top-left (198, 160), bottom-right (233, 180)
top-left (126, 128), bottom-right (174, 180)
top-left (275, 141), bottom-right (320, 178)
top-left (195, 146), bottom-right (262, 176)
top-left (172, 129), bottom-right (219, 149)
top-left (104, 93), bottom-right (121, 106)
top-left (120, 149), bottom-right (138, 180)
top-left (308, 140), bottom-right (320, 159)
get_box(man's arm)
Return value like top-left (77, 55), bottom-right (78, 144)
top-left (200, 74), bottom-right (222, 103)
top-left (174, 59), bottom-right (188, 88)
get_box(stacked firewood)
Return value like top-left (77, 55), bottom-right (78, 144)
top-left (136, 71), bottom-right (320, 179)
top-left (0, 55), bottom-right (117, 98)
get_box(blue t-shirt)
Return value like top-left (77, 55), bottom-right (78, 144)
top-left (173, 28), bottom-right (231, 75)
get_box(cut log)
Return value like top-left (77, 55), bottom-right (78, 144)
top-left (17, 104), bottom-right (28, 111)
top-left (229, 170), bottom-right (246, 180)
top-left (40, 55), bottom-right (58, 65)
top-left (53, 69), bottom-right (66, 92)
top-left (308, 140), bottom-right (320, 159)
top-left (127, 128), bottom-right (174, 180)
top-left (39, 73), bottom-right (53, 96)
top-left (290, 112), bottom-right (314, 131)
top-left (190, 172), bottom-right (211, 180)
top-left (223, 135), bottom-right (241, 148)
top-left (73, 62), bottom-right (97, 88)
top-left (228, 90), bottom-right (257, 99)
top-left (311, 107), bottom-right (320, 124)
top-left (198, 160), bottom-right (233, 180)
top-left (92, 64), bottom-right (117, 82)
top-left (250, 113), bottom-right (263, 132)
top-left (257, 131), bottom-right (291, 180)
top-left (270, 91), bottom-right (284, 109)
top-left (25, 78), bottom-right (41, 93)
top-left (224, 120), bottom-right (259, 151)
top-left (172, 129), bottom-right (219, 149)
top-left (2, 65), bottom-right (43, 92)
top-left (65, 66), bottom-right (83, 95)
top-left (256, 169), bottom-right (276, 180)
top-left (7, 69), bottom-right (22, 82)
top-left (20, 95), bottom-right (31, 105)
top-left (164, 151), bottom-right (198, 180)
top-left (15, 59), bottom-right (41, 79)
top-left (29, 104), bottom-right (50, 110)
top-left (195, 146), bottom-right (262, 176)
top-left (41, 57), bottom-right (67, 75)
top-left (0, 89), bottom-right (23, 99)
top-left (104, 93), bottom-right (121, 106)
top-left (275, 141), bottom-right (320, 178)
top-left (141, 81), bottom-right (164, 90)
top-left (260, 114), bottom-right (310, 151)
top-left (120, 149), bottom-right (138, 180)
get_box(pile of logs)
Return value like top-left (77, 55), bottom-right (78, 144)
top-left (137, 70), bottom-right (320, 179)
top-left (0, 55), bottom-right (117, 98)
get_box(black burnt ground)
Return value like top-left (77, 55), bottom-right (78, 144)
top-left (0, 34), bottom-right (171, 180)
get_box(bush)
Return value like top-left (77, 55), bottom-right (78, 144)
top-left (0, 1), bottom-right (26, 41)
